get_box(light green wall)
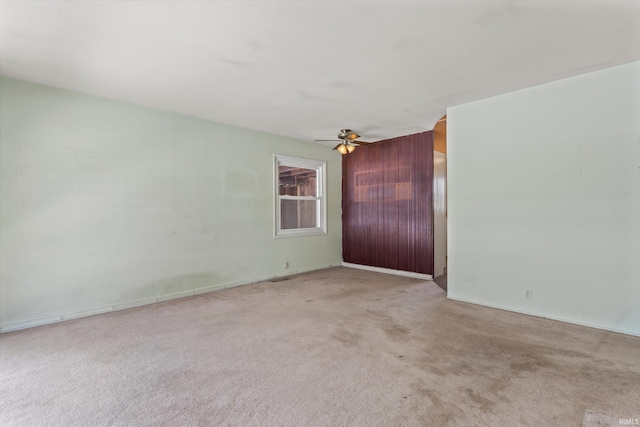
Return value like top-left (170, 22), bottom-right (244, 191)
top-left (447, 62), bottom-right (640, 336)
top-left (0, 77), bottom-right (343, 331)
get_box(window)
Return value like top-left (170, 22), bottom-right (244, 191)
top-left (274, 154), bottom-right (327, 238)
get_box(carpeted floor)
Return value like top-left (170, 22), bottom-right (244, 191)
top-left (1, 267), bottom-right (639, 426)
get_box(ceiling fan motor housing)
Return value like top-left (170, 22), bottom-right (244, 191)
top-left (338, 129), bottom-right (360, 140)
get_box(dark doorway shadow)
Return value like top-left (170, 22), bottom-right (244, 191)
top-left (434, 274), bottom-right (447, 292)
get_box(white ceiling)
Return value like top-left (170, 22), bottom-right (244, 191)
top-left (1, 1), bottom-right (638, 145)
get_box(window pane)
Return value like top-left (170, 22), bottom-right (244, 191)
top-left (278, 166), bottom-right (317, 196)
top-left (281, 199), bottom-right (317, 229)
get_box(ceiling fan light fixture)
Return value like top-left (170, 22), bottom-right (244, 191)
top-left (329, 129), bottom-right (367, 154)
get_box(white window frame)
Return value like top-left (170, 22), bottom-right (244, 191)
top-left (274, 154), bottom-right (327, 238)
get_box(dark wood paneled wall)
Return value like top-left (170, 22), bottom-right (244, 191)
top-left (342, 131), bottom-right (434, 275)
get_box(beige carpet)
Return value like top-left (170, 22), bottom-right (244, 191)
top-left (1, 267), bottom-right (639, 426)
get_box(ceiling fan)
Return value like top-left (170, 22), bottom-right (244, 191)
top-left (315, 129), bottom-right (375, 154)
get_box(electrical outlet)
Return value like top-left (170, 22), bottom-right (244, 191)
top-left (525, 290), bottom-right (532, 301)
top-left (283, 261), bottom-right (289, 269)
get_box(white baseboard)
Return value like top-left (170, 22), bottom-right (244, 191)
top-left (447, 296), bottom-right (640, 338)
top-left (0, 264), bottom-right (340, 333)
top-left (342, 262), bottom-right (433, 280)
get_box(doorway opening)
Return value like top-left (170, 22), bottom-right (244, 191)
top-left (433, 115), bottom-right (447, 292)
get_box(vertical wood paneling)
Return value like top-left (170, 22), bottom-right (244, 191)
top-left (342, 131), bottom-right (434, 275)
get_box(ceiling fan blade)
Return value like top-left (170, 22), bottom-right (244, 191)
top-left (315, 139), bottom-right (340, 143)
top-left (346, 132), bottom-right (360, 141)
top-left (353, 141), bottom-right (375, 146)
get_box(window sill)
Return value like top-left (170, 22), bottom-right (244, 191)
top-left (274, 228), bottom-right (327, 239)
